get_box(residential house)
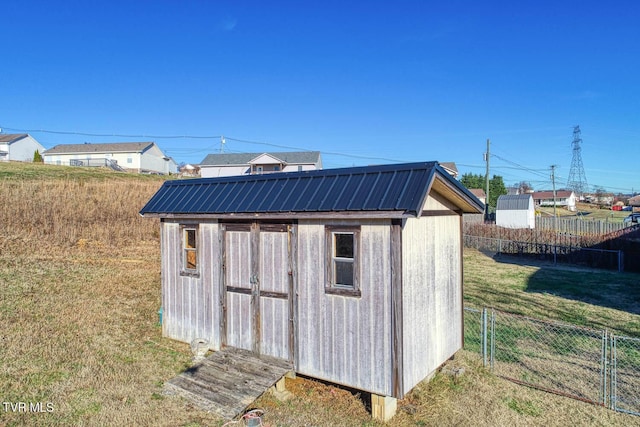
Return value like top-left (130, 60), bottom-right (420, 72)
top-left (532, 190), bottom-right (577, 211)
top-left (178, 163), bottom-right (200, 178)
top-left (43, 142), bottom-right (176, 174)
top-left (438, 162), bottom-right (458, 178)
top-left (199, 151), bottom-right (322, 178)
top-left (140, 161), bottom-right (483, 421)
top-left (469, 188), bottom-right (486, 205)
top-left (0, 134), bottom-right (46, 162)
top-left (629, 195), bottom-right (640, 212)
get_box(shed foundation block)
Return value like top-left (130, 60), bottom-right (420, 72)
top-left (269, 376), bottom-right (293, 401)
top-left (371, 394), bottom-right (397, 422)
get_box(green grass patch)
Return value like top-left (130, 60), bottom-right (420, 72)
top-left (505, 397), bottom-right (543, 417)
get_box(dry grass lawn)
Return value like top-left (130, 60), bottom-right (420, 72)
top-left (0, 162), bottom-right (638, 426)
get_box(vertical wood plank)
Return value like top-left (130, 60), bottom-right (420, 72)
top-left (220, 224), bottom-right (227, 347)
top-left (251, 222), bottom-right (260, 354)
top-left (390, 219), bottom-right (403, 398)
top-left (288, 224), bottom-right (298, 366)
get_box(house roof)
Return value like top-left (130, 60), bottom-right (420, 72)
top-left (140, 162), bottom-right (484, 218)
top-left (0, 134), bottom-right (29, 144)
top-left (629, 195), bottom-right (640, 206)
top-left (497, 194), bottom-right (533, 210)
top-left (438, 162), bottom-right (458, 177)
top-left (199, 151), bottom-right (321, 166)
top-left (43, 142), bottom-right (156, 155)
top-left (532, 190), bottom-right (574, 199)
top-left (469, 188), bottom-right (486, 199)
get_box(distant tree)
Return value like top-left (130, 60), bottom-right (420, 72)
top-left (488, 175), bottom-right (507, 209)
top-left (594, 186), bottom-right (607, 208)
top-left (460, 173), bottom-right (507, 211)
top-left (33, 150), bottom-right (43, 163)
top-left (516, 181), bottom-right (533, 194)
top-left (460, 173), bottom-right (485, 190)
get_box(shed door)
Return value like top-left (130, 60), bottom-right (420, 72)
top-left (223, 223), bottom-right (294, 361)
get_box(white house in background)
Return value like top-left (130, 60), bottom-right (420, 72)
top-left (532, 190), bottom-right (577, 212)
top-left (179, 163), bottom-right (200, 177)
top-left (199, 151), bottom-right (322, 178)
top-left (43, 142), bottom-right (176, 175)
top-left (496, 194), bottom-right (535, 229)
top-left (0, 134), bottom-right (46, 162)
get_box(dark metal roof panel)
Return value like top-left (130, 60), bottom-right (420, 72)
top-left (497, 194), bottom-right (534, 210)
top-left (139, 161), bottom-right (479, 217)
top-left (279, 176), bottom-right (313, 211)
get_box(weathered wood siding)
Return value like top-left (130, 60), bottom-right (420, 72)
top-left (224, 229), bottom-right (253, 351)
top-left (259, 230), bottom-right (291, 360)
top-left (401, 191), bottom-right (463, 395)
top-left (296, 219), bottom-right (394, 396)
top-left (161, 220), bottom-right (221, 349)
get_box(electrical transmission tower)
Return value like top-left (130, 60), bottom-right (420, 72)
top-left (566, 125), bottom-right (589, 199)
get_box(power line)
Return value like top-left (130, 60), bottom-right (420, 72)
top-left (2, 124), bottom-right (412, 165)
top-left (0, 126), bottom-right (220, 140)
top-left (224, 136), bottom-right (409, 163)
top-left (490, 153), bottom-right (549, 179)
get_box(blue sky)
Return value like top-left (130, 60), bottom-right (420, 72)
top-left (2, 1), bottom-right (639, 193)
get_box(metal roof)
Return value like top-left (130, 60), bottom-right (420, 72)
top-left (496, 194), bottom-right (534, 210)
top-left (43, 142), bottom-right (155, 155)
top-left (199, 151), bottom-right (321, 166)
top-left (141, 162), bottom-right (484, 218)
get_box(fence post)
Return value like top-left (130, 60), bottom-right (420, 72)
top-left (610, 335), bottom-right (616, 410)
top-left (618, 251), bottom-right (623, 273)
top-left (490, 309), bottom-right (495, 370)
top-left (601, 329), bottom-right (608, 407)
top-left (482, 308), bottom-right (488, 367)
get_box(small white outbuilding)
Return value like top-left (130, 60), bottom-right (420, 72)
top-left (496, 194), bottom-right (535, 229)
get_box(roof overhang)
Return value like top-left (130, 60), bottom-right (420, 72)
top-left (141, 210), bottom-right (408, 220)
top-left (430, 170), bottom-right (485, 214)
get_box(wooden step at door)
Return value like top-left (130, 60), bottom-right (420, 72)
top-left (164, 347), bottom-right (293, 420)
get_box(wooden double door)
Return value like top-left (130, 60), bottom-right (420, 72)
top-left (221, 222), bottom-right (295, 361)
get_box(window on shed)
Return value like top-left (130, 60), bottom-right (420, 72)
top-left (181, 226), bottom-right (199, 276)
top-left (325, 226), bottom-right (360, 297)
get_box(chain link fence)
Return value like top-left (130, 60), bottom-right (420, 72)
top-left (611, 335), bottom-right (640, 415)
top-left (463, 307), bottom-right (640, 416)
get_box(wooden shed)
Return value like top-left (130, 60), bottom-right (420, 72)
top-left (140, 161), bottom-right (483, 418)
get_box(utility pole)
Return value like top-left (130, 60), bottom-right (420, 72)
top-left (484, 139), bottom-right (490, 222)
top-left (220, 135), bottom-right (226, 153)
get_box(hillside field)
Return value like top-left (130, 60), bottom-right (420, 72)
top-left (0, 162), bottom-right (638, 426)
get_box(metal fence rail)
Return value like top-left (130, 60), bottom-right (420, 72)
top-left (463, 306), bottom-right (640, 416)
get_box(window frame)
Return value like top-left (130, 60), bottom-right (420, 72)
top-left (325, 225), bottom-right (361, 297)
top-left (180, 225), bottom-right (200, 277)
